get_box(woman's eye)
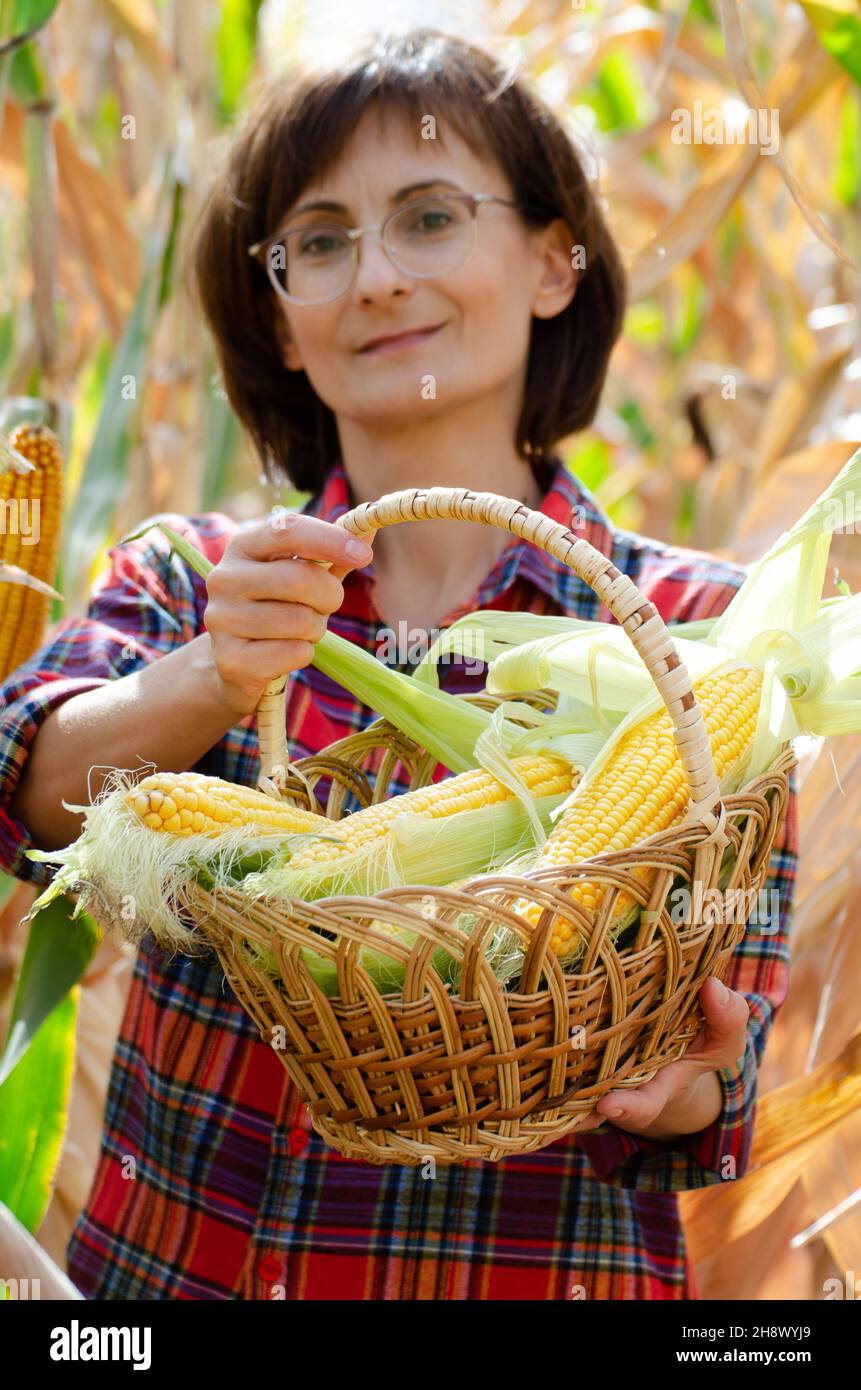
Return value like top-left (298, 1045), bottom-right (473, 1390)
top-left (414, 211), bottom-right (451, 233)
top-left (299, 233), bottom-right (342, 256)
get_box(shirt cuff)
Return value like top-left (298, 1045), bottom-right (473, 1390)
top-left (576, 1035), bottom-right (756, 1193)
top-left (0, 676), bottom-right (109, 886)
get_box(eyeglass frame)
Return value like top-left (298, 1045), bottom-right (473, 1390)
top-left (247, 191), bottom-right (530, 305)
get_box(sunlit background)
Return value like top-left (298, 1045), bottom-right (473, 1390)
top-left (1, 0), bottom-right (861, 1302)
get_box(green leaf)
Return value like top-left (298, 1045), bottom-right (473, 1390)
top-left (10, 1), bottom-right (60, 37)
top-left (0, 872), bottom-right (15, 912)
top-left (0, 0), bottom-right (59, 70)
top-left (617, 399), bottom-right (656, 453)
top-left (565, 437), bottom-right (612, 491)
top-left (217, 0), bottom-right (259, 120)
top-left (800, 1), bottom-right (861, 88)
top-left (624, 298), bottom-right (664, 345)
top-left (607, 492), bottom-right (642, 532)
top-left (675, 479), bottom-right (697, 542)
top-left (718, 204), bottom-right (743, 279)
top-left (0, 309), bottom-right (15, 390)
top-left (834, 86), bottom-right (861, 205)
top-left (670, 263), bottom-right (707, 359)
top-left (589, 51), bottom-right (652, 133)
top-left (0, 893), bottom-right (99, 1087)
top-left (7, 35), bottom-right (48, 104)
top-left (0, 988), bottom-right (76, 1232)
top-left (156, 174), bottom-right (185, 311)
top-left (120, 518), bottom-right (213, 578)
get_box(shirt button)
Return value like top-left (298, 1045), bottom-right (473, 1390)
top-left (287, 1125), bottom-right (309, 1155)
top-left (258, 1254), bottom-right (282, 1281)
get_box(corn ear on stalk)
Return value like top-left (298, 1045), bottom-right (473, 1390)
top-left (0, 423), bottom-right (64, 681)
top-left (516, 665), bottom-right (764, 958)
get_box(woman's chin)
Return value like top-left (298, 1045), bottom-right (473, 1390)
top-left (345, 380), bottom-right (449, 418)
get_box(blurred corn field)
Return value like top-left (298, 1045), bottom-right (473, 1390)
top-left (1, 0), bottom-right (861, 1300)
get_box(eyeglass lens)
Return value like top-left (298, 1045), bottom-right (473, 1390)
top-left (264, 196), bottom-right (475, 302)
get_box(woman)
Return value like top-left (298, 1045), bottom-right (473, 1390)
top-left (0, 28), bottom-right (796, 1300)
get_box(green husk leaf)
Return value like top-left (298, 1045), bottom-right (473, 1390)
top-left (119, 521), bottom-right (503, 775)
top-left (241, 791), bottom-right (569, 905)
top-left (708, 442), bottom-right (861, 652)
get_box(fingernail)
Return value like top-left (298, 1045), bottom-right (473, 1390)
top-left (713, 978), bottom-right (729, 1004)
top-left (344, 538), bottom-right (372, 561)
top-left (605, 1106), bottom-right (625, 1119)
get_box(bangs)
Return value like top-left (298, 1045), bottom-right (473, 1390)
top-left (244, 40), bottom-right (549, 250)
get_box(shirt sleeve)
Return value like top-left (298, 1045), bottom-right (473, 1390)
top-left (0, 512), bottom-right (228, 887)
top-left (575, 564), bottom-right (806, 1195)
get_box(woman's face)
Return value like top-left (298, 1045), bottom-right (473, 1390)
top-left (272, 107), bottom-right (577, 430)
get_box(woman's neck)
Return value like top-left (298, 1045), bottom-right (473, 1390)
top-left (337, 416), bottom-right (552, 632)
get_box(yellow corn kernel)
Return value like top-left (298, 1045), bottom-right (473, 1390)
top-left (516, 666), bottom-right (764, 958)
top-left (286, 754), bottom-right (577, 868)
top-left (0, 423), bottom-right (64, 681)
top-left (125, 771), bottom-right (333, 839)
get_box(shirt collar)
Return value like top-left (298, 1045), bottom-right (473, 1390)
top-left (304, 455), bottom-right (614, 614)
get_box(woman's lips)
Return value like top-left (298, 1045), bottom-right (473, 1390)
top-left (358, 323), bottom-right (445, 355)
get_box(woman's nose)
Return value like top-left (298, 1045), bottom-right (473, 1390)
top-left (349, 232), bottom-right (413, 302)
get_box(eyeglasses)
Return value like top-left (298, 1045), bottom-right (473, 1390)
top-left (247, 192), bottom-right (525, 305)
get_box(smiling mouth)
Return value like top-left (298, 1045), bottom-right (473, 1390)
top-left (358, 324), bottom-right (446, 355)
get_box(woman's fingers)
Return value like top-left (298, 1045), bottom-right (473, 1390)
top-left (329, 526), bottom-right (377, 583)
top-left (209, 636), bottom-right (319, 694)
top-left (235, 510), bottom-right (374, 568)
top-left (205, 597), bottom-right (330, 644)
top-left (588, 979), bottom-right (750, 1133)
top-left (202, 513), bottom-right (376, 718)
top-left (208, 556), bottom-right (346, 613)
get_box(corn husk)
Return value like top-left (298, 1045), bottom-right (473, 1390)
top-left (239, 792), bottom-right (572, 995)
top-left (484, 443), bottom-right (861, 827)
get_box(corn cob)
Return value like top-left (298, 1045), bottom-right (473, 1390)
top-left (517, 665), bottom-right (764, 958)
top-left (284, 753), bottom-right (577, 868)
top-left (126, 771), bottom-right (333, 838)
top-left (0, 423), bottom-right (64, 681)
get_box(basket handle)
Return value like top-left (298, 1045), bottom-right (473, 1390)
top-left (255, 486), bottom-right (727, 842)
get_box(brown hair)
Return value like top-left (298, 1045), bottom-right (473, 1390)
top-left (190, 27), bottom-right (627, 495)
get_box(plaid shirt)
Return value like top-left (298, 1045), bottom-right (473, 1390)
top-left (0, 457), bottom-right (797, 1300)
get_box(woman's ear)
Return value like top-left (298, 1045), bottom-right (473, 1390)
top-left (275, 311), bottom-right (304, 371)
top-left (263, 292), bottom-right (304, 371)
top-left (531, 218), bottom-right (580, 321)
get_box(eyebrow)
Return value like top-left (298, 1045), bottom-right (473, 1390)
top-left (287, 178), bottom-right (465, 219)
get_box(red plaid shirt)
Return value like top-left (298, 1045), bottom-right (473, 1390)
top-left (0, 455), bottom-right (797, 1300)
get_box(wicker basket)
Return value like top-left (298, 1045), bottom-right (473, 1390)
top-left (177, 486), bottom-right (794, 1166)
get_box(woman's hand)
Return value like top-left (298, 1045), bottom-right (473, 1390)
top-left (203, 510), bottom-right (375, 719)
top-left (577, 976), bottom-right (750, 1141)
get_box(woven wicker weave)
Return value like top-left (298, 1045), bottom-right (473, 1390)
top-left (178, 486), bottom-right (794, 1166)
